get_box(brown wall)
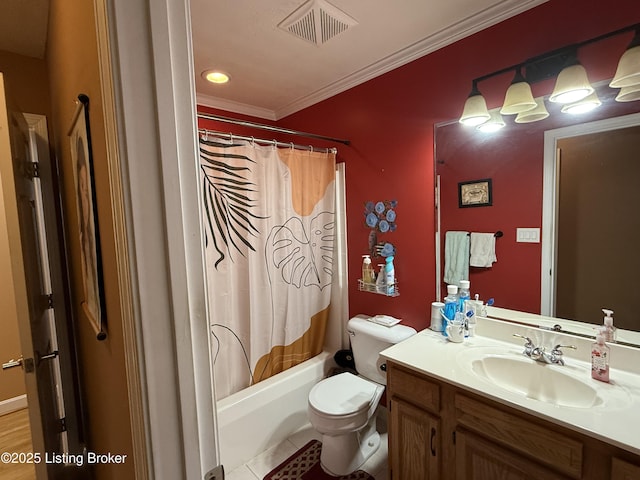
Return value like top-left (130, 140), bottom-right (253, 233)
top-left (0, 50), bottom-right (51, 117)
top-left (46, 0), bottom-right (134, 478)
top-left (0, 52), bottom-right (51, 403)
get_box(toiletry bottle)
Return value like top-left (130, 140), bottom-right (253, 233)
top-left (376, 264), bottom-right (386, 293)
top-left (361, 255), bottom-right (374, 284)
top-left (602, 308), bottom-right (617, 343)
top-left (385, 255), bottom-right (395, 295)
top-left (458, 280), bottom-right (471, 314)
top-left (591, 328), bottom-right (610, 383)
top-left (443, 285), bottom-right (459, 337)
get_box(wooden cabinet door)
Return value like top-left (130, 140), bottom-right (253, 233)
top-left (455, 429), bottom-right (571, 480)
top-left (612, 458), bottom-right (640, 480)
top-left (389, 398), bottom-right (440, 480)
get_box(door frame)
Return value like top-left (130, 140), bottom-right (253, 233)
top-left (98, 0), bottom-right (219, 479)
top-left (541, 112), bottom-right (640, 316)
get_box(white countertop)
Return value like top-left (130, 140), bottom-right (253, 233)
top-left (380, 323), bottom-right (640, 455)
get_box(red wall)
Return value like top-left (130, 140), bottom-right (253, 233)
top-left (199, 0), bottom-right (640, 332)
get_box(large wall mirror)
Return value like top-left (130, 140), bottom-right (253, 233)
top-left (435, 81), bottom-right (640, 345)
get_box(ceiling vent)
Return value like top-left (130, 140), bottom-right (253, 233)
top-left (278, 0), bottom-right (358, 46)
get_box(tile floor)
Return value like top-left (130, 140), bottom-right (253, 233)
top-left (226, 422), bottom-right (388, 480)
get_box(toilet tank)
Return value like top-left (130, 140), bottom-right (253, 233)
top-left (348, 315), bottom-right (416, 385)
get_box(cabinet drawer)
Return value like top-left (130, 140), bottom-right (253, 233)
top-left (456, 429), bottom-right (572, 480)
top-left (455, 394), bottom-right (583, 479)
top-left (387, 362), bottom-right (440, 414)
top-left (611, 457), bottom-right (640, 480)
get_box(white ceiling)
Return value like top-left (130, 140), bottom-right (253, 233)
top-left (0, 0), bottom-right (548, 120)
top-left (191, 0), bottom-right (548, 120)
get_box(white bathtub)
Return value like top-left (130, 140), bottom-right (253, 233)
top-left (216, 351), bottom-right (334, 471)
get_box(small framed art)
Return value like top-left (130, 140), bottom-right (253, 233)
top-left (458, 178), bottom-right (492, 208)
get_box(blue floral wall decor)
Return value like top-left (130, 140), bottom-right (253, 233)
top-left (364, 200), bottom-right (397, 258)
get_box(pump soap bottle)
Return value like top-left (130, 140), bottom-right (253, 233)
top-left (602, 308), bottom-right (617, 343)
top-left (591, 328), bottom-right (610, 383)
top-left (361, 255), bottom-right (374, 284)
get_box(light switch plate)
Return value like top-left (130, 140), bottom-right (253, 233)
top-left (516, 227), bottom-right (540, 243)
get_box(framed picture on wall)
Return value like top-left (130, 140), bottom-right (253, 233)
top-left (69, 94), bottom-right (107, 340)
top-left (458, 178), bottom-right (492, 208)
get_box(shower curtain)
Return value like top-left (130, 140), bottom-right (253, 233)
top-left (199, 136), bottom-right (336, 398)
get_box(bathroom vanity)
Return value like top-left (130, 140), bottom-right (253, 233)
top-left (380, 315), bottom-right (640, 480)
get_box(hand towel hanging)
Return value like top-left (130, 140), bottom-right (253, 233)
top-left (444, 231), bottom-right (470, 284)
top-left (470, 232), bottom-right (497, 267)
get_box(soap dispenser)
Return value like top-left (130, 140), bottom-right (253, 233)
top-left (361, 255), bottom-right (374, 284)
top-left (602, 308), bottom-right (617, 343)
top-left (591, 328), bottom-right (610, 383)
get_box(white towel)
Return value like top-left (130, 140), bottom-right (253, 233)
top-left (443, 231), bottom-right (469, 284)
top-left (470, 232), bottom-right (497, 267)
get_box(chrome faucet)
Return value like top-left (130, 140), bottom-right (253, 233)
top-left (513, 334), bottom-right (576, 365)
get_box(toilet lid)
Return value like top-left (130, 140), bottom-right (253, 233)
top-left (309, 372), bottom-right (380, 416)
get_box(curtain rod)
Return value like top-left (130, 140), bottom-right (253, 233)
top-left (198, 129), bottom-right (338, 154)
top-left (197, 112), bottom-right (351, 146)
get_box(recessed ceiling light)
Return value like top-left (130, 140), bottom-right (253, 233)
top-left (203, 70), bottom-right (230, 84)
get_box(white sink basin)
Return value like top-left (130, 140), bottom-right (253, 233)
top-left (464, 352), bottom-right (602, 408)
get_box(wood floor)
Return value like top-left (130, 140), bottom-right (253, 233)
top-left (0, 409), bottom-right (36, 480)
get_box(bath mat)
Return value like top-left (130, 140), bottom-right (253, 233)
top-left (263, 440), bottom-right (375, 480)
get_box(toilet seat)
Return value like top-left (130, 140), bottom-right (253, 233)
top-left (309, 372), bottom-right (380, 417)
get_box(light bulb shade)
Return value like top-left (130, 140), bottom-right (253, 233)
top-left (615, 83), bottom-right (640, 102)
top-left (561, 91), bottom-right (601, 114)
top-left (609, 45), bottom-right (640, 88)
top-left (459, 94), bottom-right (490, 126)
top-left (515, 98), bottom-right (549, 123)
top-left (500, 81), bottom-right (537, 114)
top-left (477, 110), bottom-right (506, 132)
top-left (549, 64), bottom-right (594, 104)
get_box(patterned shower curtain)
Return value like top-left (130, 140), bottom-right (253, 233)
top-left (199, 136), bottom-right (336, 399)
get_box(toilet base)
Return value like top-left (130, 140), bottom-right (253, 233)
top-left (319, 418), bottom-right (380, 476)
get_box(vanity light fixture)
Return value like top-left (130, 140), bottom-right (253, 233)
top-left (203, 70), bottom-right (230, 84)
top-left (560, 91), bottom-right (602, 114)
top-left (609, 26), bottom-right (640, 88)
top-left (615, 83), bottom-right (640, 102)
top-left (500, 68), bottom-right (537, 114)
top-left (549, 63), bottom-right (594, 103)
top-left (459, 82), bottom-right (491, 126)
top-left (459, 23), bottom-right (640, 128)
top-left (477, 110), bottom-right (506, 132)
top-left (515, 97), bottom-right (549, 123)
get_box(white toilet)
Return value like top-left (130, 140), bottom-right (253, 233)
top-left (308, 315), bottom-right (417, 476)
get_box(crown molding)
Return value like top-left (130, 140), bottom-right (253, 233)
top-left (196, 93), bottom-right (277, 120)
top-left (196, 0), bottom-right (549, 121)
